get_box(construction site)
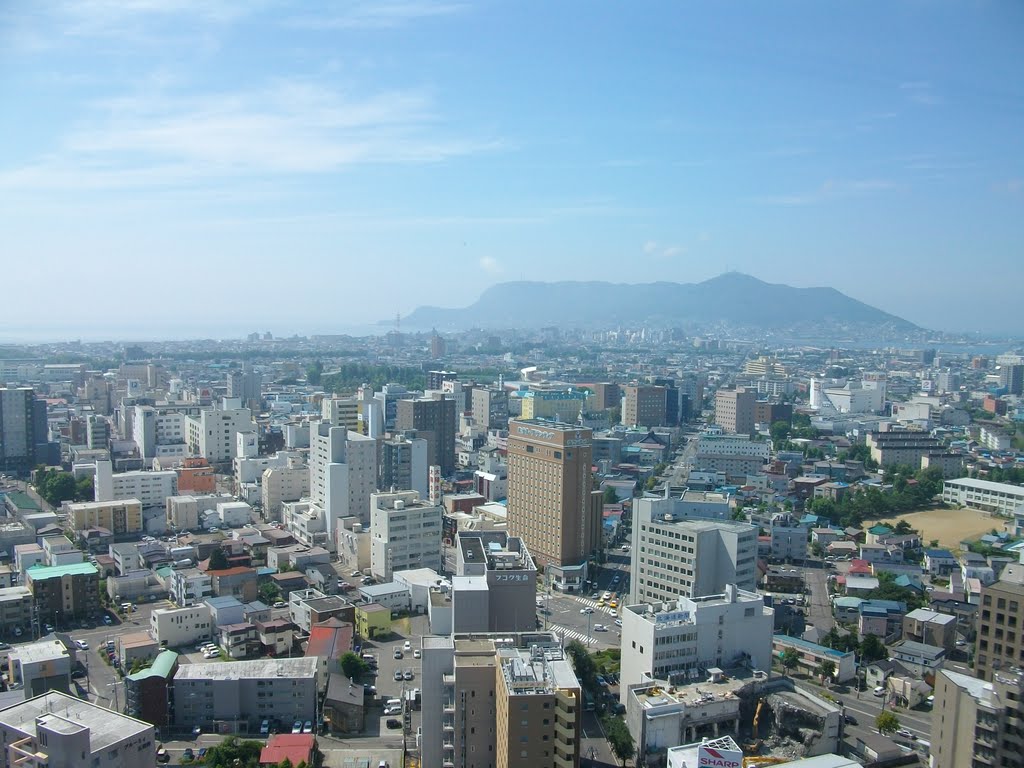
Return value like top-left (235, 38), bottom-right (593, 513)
top-left (625, 668), bottom-right (844, 767)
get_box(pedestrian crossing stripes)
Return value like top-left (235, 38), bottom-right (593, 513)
top-left (547, 624), bottom-right (600, 646)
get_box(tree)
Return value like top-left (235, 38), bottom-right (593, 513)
top-left (340, 651), bottom-right (370, 680)
top-left (207, 547), bottom-right (229, 570)
top-left (259, 581), bottom-right (282, 605)
top-left (203, 737), bottom-right (264, 768)
top-left (75, 476), bottom-right (94, 501)
top-left (603, 715), bottom-right (636, 767)
top-left (306, 360), bottom-right (323, 386)
top-left (876, 710), bottom-right (900, 735)
top-left (770, 420), bottom-right (791, 443)
top-left (781, 647), bottom-right (800, 671)
top-left (34, 469), bottom-right (78, 507)
top-left (816, 659), bottom-right (837, 684)
top-left (860, 633), bottom-right (887, 663)
top-left (603, 486), bottom-right (619, 505)
top-left (565, 640), bottom-right (599, 691)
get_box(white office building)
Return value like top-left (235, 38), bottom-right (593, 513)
top-left (629, 506), bottom-right (757, 605)
top-left (309, 423), bottom-right (378, 541)
top-left (149, 604), bottom-right (213, 648)
top-left (185, 403), bottom-right (256, 464)
top-left (370, 490), bottom-right (443, 582)
top-left (619, 585), bottom-right (774, 703)
top-left (261, 463), bottom-right (309, 521)
top-left (0, 691), bottom-right (155, 768)
top-left (98, 462), bottom-right (178, 509)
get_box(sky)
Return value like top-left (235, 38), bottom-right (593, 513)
top-left (1, 1), bottom-right (1023, 341)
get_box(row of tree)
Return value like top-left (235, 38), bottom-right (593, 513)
top-left (34, 467), bottom-right (93, 507)
top-left (806, 465), bottom-right (945, 527)
top-left (564, 640), bottom-right (634, 766)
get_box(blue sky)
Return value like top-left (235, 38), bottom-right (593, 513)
top-left (1, 1), bottom-right (1022, 340)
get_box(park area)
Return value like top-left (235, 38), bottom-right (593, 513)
top-left (891, 505), bottom-right (1008, 549)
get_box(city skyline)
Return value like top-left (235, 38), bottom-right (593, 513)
top-left (2, 2), bottom-right (1022, 339)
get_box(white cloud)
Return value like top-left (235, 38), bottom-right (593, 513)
top-left (479, 256), bottom-right (502, 274)
top-left (642, 241), bottom-right (684, 258)
top-left (751, 179), bottom-right (899, 207)
top-left (0, 78), bottom-right (500, 191)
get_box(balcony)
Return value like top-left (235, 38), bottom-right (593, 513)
top-left (555, 721), bottom-right (574, 740)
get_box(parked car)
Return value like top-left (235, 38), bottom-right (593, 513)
top-left (614, 619), bottom-right (623, 627)
top-left (260, 719), bottom-right (270, 735)
top-left (273, 601), bottom-right (287, 608)
top-left (413, 649), bottom-right (421, 659)
top-left (302, 720), bottom-right (313, 734)
top-left (403, 669), bottom-right (414, 681)
top-left (393, 649), bottom-right (403, 659)
top-left (291, 720), bottom-right (302, 734)
top-left (156, 747), bottom-right (170, 763)
top-left (197, 748), bottom-right (208, 760)
top-left (403, 640), bottom-right (412, 651)
top-left (873, 686), bottom-right (886, 697)
top-left (386, 718), bottom-right (402, 729)
top-left (75, 639), bottom-right (89, 650)
top-left (182, 748), bottom-right (194, 762)
top-left (394, 669), bottom-right (403, 681)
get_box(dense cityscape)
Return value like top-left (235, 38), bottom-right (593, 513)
top-left (0, 318), bottom-right (1023, 768)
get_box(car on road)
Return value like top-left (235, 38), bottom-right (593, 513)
top-left (602, 592), bottom-right (612, 600)
top-left (75, 639), bottom-right (89, 650)
top-left (594, 624), bottom-right (607, 632)
top-left (273, 601), bottom-right (287, 608)
top-left (350, 570), bottom-right (362, 578)
top-left (614, 619), bottom-right (623, 627)
top-left (43, 623), bottom-right (55, 634)
top-left (182, 747), bottom-right (194, 761)
top-left (612, 574), bottom-right (620, 583)
top-left (156, 746), bottom-right (170, 763)
top-left (102, 615), bottom-right (113, 625)
top-left (621, 545), bottom-right (630, 551)
top-left (844, 714), bottom-right (858, 725)
top-left (291, 720), bottom-right (303, 734)
top-left (609, 610), bottom-right (617, 617)
top-left (386, 718), bottom-right (402, 729)
top-left (895, 728), bottom-right (915, 740)
top-left (873, 686), bottom-right (886, 697)
top-left (580, 607), bottom-right (593, 614)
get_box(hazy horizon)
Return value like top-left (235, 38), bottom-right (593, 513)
top-left (2, 3), bottom-right (1022, 337)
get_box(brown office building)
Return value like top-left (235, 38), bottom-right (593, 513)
top-left (506, 419), bottom-right (602, 572)
top-left (590, 383), bottom-right (621, 412)
top-left (975, 567), bottom-right (1024, 682)
top-left (714, 387), bottom-right (756, 435)
top-left (621, 385), bottom-right (667, 428)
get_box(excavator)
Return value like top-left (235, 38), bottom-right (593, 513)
top-left (741, 699), bottom-right (787, 765)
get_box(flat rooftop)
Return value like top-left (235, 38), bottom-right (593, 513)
top-left (174, 656), bottom-right (318, 681)
top-left (0, 691), bottom-right (151, 751)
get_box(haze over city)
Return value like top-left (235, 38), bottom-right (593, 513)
top-left (2, 2), bottom-right (1022, 341)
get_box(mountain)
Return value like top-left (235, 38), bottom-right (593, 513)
top-left (399, 273), bottom-right (918, 332)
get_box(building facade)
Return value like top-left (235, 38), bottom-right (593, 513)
top-left (369, 490), bottom-right (443, 581)
top-left (713, 387), bottom-right (756, 436)
top-left (506, 419), bottom-right (602, 573)
top-left (24, 562), bottom-right (100, 625)
top-left (396, 394), bottom-right (457, 476)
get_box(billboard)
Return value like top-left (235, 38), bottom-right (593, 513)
top-left (697, 744), bottom-right (743, 768)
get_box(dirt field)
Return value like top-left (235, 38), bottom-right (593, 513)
top-left (890, 506), bottom-right (1008, 549)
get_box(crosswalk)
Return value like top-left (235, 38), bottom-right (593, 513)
top-left (547, 624), bottom-right (600, 646)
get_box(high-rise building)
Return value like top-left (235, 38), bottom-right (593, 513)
top-left (396, 394), bottom-right (457, 476)
top-left (378, 433), bottom-right (428, 497)
top-left (226, 368), bottom-right (261, 411)
top-left (430, 332), bottom-right (447, 359)
top-left (932, 667), bottom-right (1024, 768)
top-left (621, 384), bottom-right (668, 428)
top-left (628, 503), bottom-right (757, 605)
top-left (421, 632), bottom-right (582, 768)
top-left (185, 404), bottom-right (255, 464)
top-left (590, 382), bottom-right (621, 412)
top-left (0, 387), bottom-right (46, 474)
top-left (1000, 364), bottom-right (1024, 396)
top-left (506, 419), bottom-right (602, 582)
top-left (309, 424), bottom-right (378, 537)
top-left (713, 387), bottom-right (756, 435)
top-left (974, 555), bottom-right (1024, 681)
top-left (471, 387), bottom-right (509, 431)
top-left (428, 370), bottom-right (458, 391)
top-left (321, 396), bottom-right (360, 432)
top-left (452, 531), bottom-right (537, 633)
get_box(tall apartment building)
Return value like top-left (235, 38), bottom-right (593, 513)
top-left (396, 394), bottom-right (457, 475)
top-left (619, 586), bottom-right (774, 702)
top-left (369, 490), bottom-right (442, 581)
top-left (322, 396), bottom-right (360, 432)
top-left (974, 556), bottom-right (1024, 681)
top-left (309, 423), bottom-right (377, 538)
top-left (866, 431), bottom-right (944, 469)
top-left (24, 562), bottom-right (101, 625)
top-left (185, 404), bottom-right (256, 464)
top-left (172, 657), bottom-right (319, 734)
top-left (472, 387), bottom-right (509, 430)
top-left (94, 461), bottom-right (178, 508)
top-left (999, 364), bottom-right (1024, 396)
top-left (428, 370), bottom-right (458, 390)
top-left (85, 415), bottom-right (110, 451)
top-left (226, 368), bottom-right (262, 410)
top-left (590, 383), bottom-right (621, 412)
top-left (421, 632), bottom-right (582, 768)
top-left (0, 691), bottom-right (156, 768)
top-left (453, 531), bottom-right (537, 633)
top-left (622, 385), bottom-right (668, 428)
top-left (628, 505), bottom-right (757, 605)
top-left (713, 387), bottom-right (756, 435)
top-left (506, 419), bottom-right (602, 582)
top-left (0, 586), bottom-right (33, 640)
top-left (379, 434), bottom-right (428, 497)
top-left (261, 463), bottom-right (309, 521)
top-left (0, 387), bottom-right (47, 474)
top-left (932, 667), bottom-right (1024, 768)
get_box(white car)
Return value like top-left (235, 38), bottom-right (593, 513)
top-left (413, 649), bottom-right (421, 659)
top-left (403, 641), bottom-right (412, 651)
top-left (75, 639), bottom-right (89, 650)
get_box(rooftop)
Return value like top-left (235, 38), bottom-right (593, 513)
top-left (11, 638), bottom-right (69, 665)
top-left (0, 691), bottom-right (152, 751)
top-left (174, 656), bottom-right (318, 681)
top-left (25, 562), bottom-right (98, 579)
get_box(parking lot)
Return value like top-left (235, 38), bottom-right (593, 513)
top-left (357, 614), bottom-right (428, 747)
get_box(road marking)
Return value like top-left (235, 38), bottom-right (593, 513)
top-left (548, 624), bottom-right (599, 646)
